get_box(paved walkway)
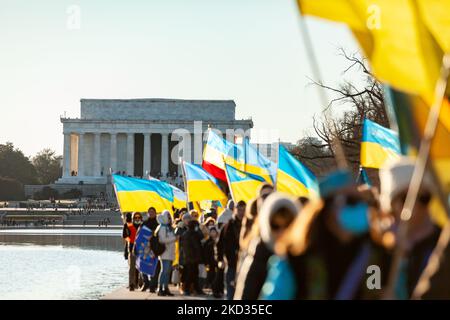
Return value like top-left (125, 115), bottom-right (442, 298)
top-left (102, 285), bottom-right (222, 300)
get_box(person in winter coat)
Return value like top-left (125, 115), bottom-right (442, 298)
top-left (122, 212), bottom-right (143, 291)
top-left (180, 219), bottom-right (205, 295)
top-left (234, 193), bottom-right (300, 300)
top-left (140, 207), bottom-right (160, 292)
top-left (156, 210), bottom-right (177, 296)
top-left (218, 200), bottom-right (234, 230)
top-left (175, 212), bottom-right (192, 294)
top-left (218, 200), bottom-right (246, 299)
top-left (203, 227), bottom-right (220, 294)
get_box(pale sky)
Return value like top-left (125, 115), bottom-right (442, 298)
top-left (0, 0), bottom-right (363, 158)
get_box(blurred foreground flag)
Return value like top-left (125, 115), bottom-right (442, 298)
top-left (224, 163), bottom-right (266, 203)
top-left (112, 174), bottom-right (173, 213)
top-left (297, 0), bottom-right (450, 102)
top-left (276, 145), bottom-right (319, 199)
top-left (360, 119), bottom-right (401, 169)
top-left (183, 161), bottom-right (227, 202)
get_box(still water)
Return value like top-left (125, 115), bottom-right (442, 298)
top-left (0, 229), bottom-right (127, 300)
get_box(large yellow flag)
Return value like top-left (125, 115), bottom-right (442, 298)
top-left (298, 0), bottom-right (449, 102)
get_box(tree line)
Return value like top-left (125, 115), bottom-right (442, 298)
top-left (0, 143), bottom-right (62, 200)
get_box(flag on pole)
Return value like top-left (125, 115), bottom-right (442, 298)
top-left (112, 174), bottom-right (173, 213)
top-left (276, 144), bottom-right (319, 199)
top-left (224, 163), bottom-right (266, 203)
top-left (360, 119), bottom-right (401, 169)
top-left (169, 184), bottom-right (187, 210)
top-left (202, 129), bottom-right (276, 184)
top-left (202, 130), bottom-right (241, 181)
top-left (183, 161), bottom-right (227, 202)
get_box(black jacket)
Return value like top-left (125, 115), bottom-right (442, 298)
top-left (181, 228), bottom-right (204, 264)
top-left (218, 216), bottom-right (242, 270)
top-left (203, 238), bottom-right (218, 268)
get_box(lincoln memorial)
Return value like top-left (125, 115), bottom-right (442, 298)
top-left (56, 98), bottom-right (253, 185)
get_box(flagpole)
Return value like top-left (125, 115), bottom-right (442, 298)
top-left (180, 160), bottom-right (189, 209)
top-left (295, 0), bottom-right (348, 169)
top-left (384, 54), bottom-right (450, 299)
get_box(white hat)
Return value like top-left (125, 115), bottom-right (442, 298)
top-left (379, 156), bottom-right (433, 213)
top-left (258, 192), bottom-right (300, 250)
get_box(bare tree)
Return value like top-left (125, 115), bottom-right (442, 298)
top-left (293, 49), bottom-right (389, 181)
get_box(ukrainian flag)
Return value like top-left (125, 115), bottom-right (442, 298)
top-left (224, 163), bottom-right (266, 203)
top-left (169, 184), bottom-right (187, 210)
top-left (183, 161), bottom-right (227, 202)
top-left (361, 119), bottom-right (401, 169)
top-left (202, 130), bottom-right (241, 181)
top-left (202, 130), bottom-right (276, 184)
top-left (112, 174), bottom-right (174, 213)
top-left (243, 138), bottom-right (277, 184)
top-left (276, 145), bottom-right (319, 199)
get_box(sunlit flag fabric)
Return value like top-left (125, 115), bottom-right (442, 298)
top-left (297, 0), bottom-right (450, 102)
top-left (183, 161), bottom-right (227, 202)
top-left (169, 185), bottom-right (187, 210)
top-left (243, 138), bottom-right (278, 184)
top-left (224, 163), bottom-right (266, 203)
top-left (202, 130), bottom-right (276, 184)
top-left (276, 144), bottom-right (319, 199)
top-left (202, 130), bottom-right (242, 181)
top-left (360, 119), bottom-right (401, 169)
top-left (112, 174), bottom-right (174, 213)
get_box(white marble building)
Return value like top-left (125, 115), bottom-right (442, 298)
top-left (56, 99), bottom-right (253, 185)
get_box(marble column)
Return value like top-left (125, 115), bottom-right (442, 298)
top-left (161, 133), bottom-right (169, 176)
top-left (110, 133), bottom-right (117, 173)
top-left (143, 133), bottom-right (151, 177)
top-left (93, 133), bottom-right (101, 176)
top-left (63, 133), bottom-right (71, 177)
top-left (127, 133), bottom-right (134, 176)
top-left (78, 133), bottom-right (85, 177)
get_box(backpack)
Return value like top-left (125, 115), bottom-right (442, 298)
top-left (150, 227), bottom-right (166, 256)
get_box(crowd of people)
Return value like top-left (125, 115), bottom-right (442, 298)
top-left (121, 156), bottom-right (450, 299)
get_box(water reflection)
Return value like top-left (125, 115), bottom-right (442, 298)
top-left (0, 232), bottom-right (123, 252)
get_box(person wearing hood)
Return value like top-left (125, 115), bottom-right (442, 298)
top-left (217, 200), bottom-right (234, 230)
top-left (261, 170), bottom-right (379, 300)
top-left (140, 207), bottom-right (160, 292)
top-left (218, 200), bottom-right (246, 300)
top-left (234, 193), bottom-right (299, 300)
top-left (155, 210), bottom-right (177, 296)
top-left (122, 212), bottom-right (143, 291)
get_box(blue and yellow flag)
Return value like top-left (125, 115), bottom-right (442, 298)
top-left (224, 163), bottom-right (266, 203)
top-left (276, 145), bottom-right (319, 199)
top-left (183, 161), bottom-right (227, 202)
top-left (112, 174), bottom-right (173, 213)
top-left (360, 119), bottom-right (401, 169)
top-left (169, 184), bottom-right (187, 210)
top-left (243, 138), bottom-right (277, 184)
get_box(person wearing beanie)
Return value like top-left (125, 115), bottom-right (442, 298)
top-left (234, 192), bottom-right (299, 300)
top-left (378, 157), bottom-right (440, 298)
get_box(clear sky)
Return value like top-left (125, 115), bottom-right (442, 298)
top-left (0, 0), bottom-right (363, 158)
